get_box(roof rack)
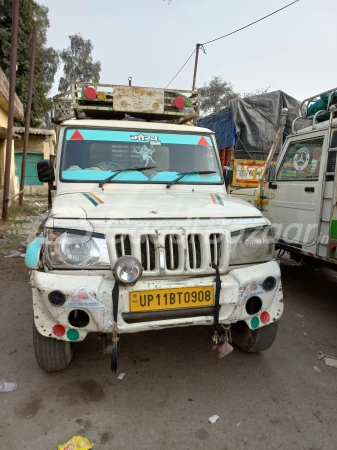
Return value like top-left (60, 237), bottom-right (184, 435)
top-left (292, 86), bottom-right (337, 133)
top-left (52, 82), bottom-right (200, 124)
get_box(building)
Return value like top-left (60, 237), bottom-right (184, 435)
top-left (0, 67), bottom-right (24, 207)
top-left (14, 127), bottom-right (56, 194)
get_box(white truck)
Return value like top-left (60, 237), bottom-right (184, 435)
top-left (25, 82), bottom-right (283, 372)
top-left (233, 87), bottom-right (337, 269)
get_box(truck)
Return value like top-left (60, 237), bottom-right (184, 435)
top-left (198, 90), bottom-right (300, 190)
top-left (25, 82), bottom-right (283, 372)
top-left (232, 87), bottom-right (337, 269)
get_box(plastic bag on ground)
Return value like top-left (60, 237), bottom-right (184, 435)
top-left (58, 436), bottom-right (92, 450)
top-left (0, 379), bottom-right (17, 392)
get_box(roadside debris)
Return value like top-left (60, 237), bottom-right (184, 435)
top-left (58, 436), bottom-right (92, 450)
top-left (313, 366), bottom-right (321, 373)
top-left (217, 342), bottom-right (234, 359)
top-left (4, 250), bottom-right (25, 258)
top-left (303, 331), bottom-right (308, 336)
top-left (318, 351), bottom-right (337, 369)
top-left (0, 379), bottom-right (17, 392)
top-left (296, 314), bottom-right (304, 318)
top-left (209, 415), bottom-right (219, 424)
top-left (118, 372), bottom-right (125, 380)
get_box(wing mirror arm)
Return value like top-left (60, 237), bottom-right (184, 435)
top-left (223, 166), bottom-right (233, 194)
top-left (37, 160), bottom-right (55, 210)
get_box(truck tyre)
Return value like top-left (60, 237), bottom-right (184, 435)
top-left (33, 324), bottom-right (73, 372)
top-left (231, 321), bottom-right (278, 353)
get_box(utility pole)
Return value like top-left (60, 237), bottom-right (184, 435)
top-left (2, 0), bottom-right (20, 220)
top-left (192, 43), bottom-right (201, 91)
top-left (19, 25), bottom-right (37, 206)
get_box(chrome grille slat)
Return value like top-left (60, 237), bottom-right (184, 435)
top-left (145, 235), bottom-right (150, 271)
top-left (169, 235), bottom-right (174, 270)
top-left (121, 234), bottom-right (125, 255)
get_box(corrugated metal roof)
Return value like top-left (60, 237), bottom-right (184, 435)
top-left (13, 127), bottom-right (55, 136)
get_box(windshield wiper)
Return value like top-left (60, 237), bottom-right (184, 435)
top-left (99, 166), bottom-right (156, 188)
top-left (166, 171), bottom-right (216, 189)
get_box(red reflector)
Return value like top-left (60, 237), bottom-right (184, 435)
top-left (260, 311), bottom-right (270, 324)
top-left (84, 86), bottom-right (97, 100)
top-left (198, 136), bottom-right (209, 146)
top-left (70, 130), bottom-right (84, 140)
top-left (174, 96), bottom-right (185, 109)
top-left (53, 324), bottom-right (66, 337)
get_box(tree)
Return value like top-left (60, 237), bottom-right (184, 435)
top-left (241, 86), bottom-right (270, 98)
top-left (58, 34), bottom-right (101, 92)
top-left (199, 75), bottom-right (270, 116)
top-left (0, 0), bottom-right (59, 127)
top-left (199, 76), bottom-right (239, 116)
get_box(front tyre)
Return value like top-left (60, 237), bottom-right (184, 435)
top-left (33, 324), bottom-right (73, 371)
top-left (231, 321), bottom-right (279, 353)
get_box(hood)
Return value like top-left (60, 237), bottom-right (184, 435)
top-left (51, 189), bottom-right (262, 220)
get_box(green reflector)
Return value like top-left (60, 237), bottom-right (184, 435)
top-left (185, 98), bottom-right (193, 107)
top-left (67, 329), bottom-right (80, 341)
top-left (251, 316), bottom-right (260, 329)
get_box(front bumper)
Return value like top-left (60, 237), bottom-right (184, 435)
top-left (31, 260), bottom-right (283, 341)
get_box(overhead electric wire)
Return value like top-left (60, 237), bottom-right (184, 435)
top-left (202, 0), bottom-right (299, 46)
top-left (165, 0), bottom-right (299, 88)
top-left (165, 48), bottom-right (196, 89)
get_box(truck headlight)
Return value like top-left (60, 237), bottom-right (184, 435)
top-left (45, 229), bottom-right (110, 268)
top-left (230, 226), bottom-right (274, 265)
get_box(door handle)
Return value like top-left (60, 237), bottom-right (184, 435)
top-left (305, 187), bottom-right (315, 193)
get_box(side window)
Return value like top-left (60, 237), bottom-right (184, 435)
top-left (277, 137), bottom-right (324, 181)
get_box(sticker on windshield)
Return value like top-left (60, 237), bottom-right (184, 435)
top-left (64, 286), bottom-right (104, 308)
top-left (134, 145), bottom-right (156, 166)
top-left (294, 148), bottom-right (310, 171)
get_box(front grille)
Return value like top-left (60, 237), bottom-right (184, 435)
top-left (188, 234), bottom-right (202, 269)
top-left (109, 229), bottom-right (227, 275)
top-left (165, 234), bottom-right (179, 270)
top-left (140, 234), bottom-right (156, 271)
top-left (210, 233), bottom-right (222, 266)
top-left (115, 234), bottom-right (131, 257)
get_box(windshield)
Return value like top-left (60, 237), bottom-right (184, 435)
top-left (60, 128), bottom-right (222, 185)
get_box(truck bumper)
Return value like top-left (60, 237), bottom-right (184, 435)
top-left (31, 260), bottom-right (283, 342)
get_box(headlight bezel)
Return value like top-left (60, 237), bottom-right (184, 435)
top-left (44, 228), bottom-right (110, 269)
top-left (229, 225), bottom-right (275, 266)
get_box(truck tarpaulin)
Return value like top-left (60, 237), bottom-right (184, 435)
top-left (198, 90), bottom-right (300, 160)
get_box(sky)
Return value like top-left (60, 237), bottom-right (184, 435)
top-left (41, 0), bottom-right (337, 102)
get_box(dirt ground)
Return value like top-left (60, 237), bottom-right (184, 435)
top-left (0, 207), bottom-right (337, 449)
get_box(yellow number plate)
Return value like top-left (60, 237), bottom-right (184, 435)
top-left (129, 286), bottom-right (214, 312)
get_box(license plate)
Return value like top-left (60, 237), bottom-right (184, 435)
top-left (129, 286), bottom-right (214, 312)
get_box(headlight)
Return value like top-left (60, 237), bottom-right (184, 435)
top-left (113, 256), bottom-right (142, 285)
top-left (45, 229), bottom-right (110, 268)
top-left (230, 226), bottom-right (275, 265)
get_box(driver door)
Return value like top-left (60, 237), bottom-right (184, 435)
top-left (267, 133), bottom-right (327, 246)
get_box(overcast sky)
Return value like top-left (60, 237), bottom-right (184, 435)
top-left (41, 0), bottom-right (337, 101)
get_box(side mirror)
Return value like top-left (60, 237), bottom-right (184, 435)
top-left (267, 165), bottom-right (275, 182)
top-left (223, 166), bottom-right (233, 187)
top-left (37, 160), bottom-right (55, 184)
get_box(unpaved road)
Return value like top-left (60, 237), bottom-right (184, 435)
top-left (1, 257), bottom-right (337, 450)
